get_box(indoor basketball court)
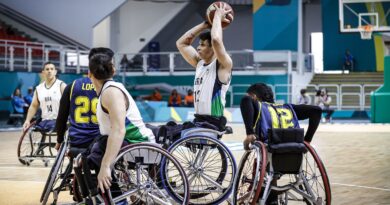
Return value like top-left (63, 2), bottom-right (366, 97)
top-left (0, 123), bottom-right (389, 204)
top-left (0, 0), bottom-right (389, 204)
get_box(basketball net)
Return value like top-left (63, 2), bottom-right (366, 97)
top-left (359, 25), bottom-right (373, 40)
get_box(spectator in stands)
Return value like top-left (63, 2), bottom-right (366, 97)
top-left (297, 88), bottom-right (311, 105)
top-left (343, 49), bottom-right (354, 73)
top-left (12, 88), bottom-right (28, 114)
top-left (142, 88), bottom-right (162, 101)
top-left (315, 88), bottom-right (334, 123)
top-left (24, 87), bottom-right (34, 106)
top-left (23, 62), bottom-right (66, 131)
top-left (168, 89), bottom-right (181, 107)
top-left (120, 54), bottom-right (129, 71)
top-left (184, 89), bottom-right (194, 107)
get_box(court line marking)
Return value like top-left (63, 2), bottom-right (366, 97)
top-left (332, 182), bottom-right (390, 192)
top-left (0, 165), bottom-right (50, 170)
top-left (0, 179), bottom-right (44, 183)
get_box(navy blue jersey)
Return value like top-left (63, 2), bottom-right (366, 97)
top-left (68, 77), bottom-right (100, 145)
top-left (254, 102), bottom-right (300, 142)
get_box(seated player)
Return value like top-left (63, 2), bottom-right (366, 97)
top-left (241, 83), bottom-right (322, 149)
top-left (240, 83), bottom-right (322, 204)
top-left (76, 47), bottom-right (155, 202)
top-left (54, 76), bottom-right (100, 150)
top-left (23, 62), bottom-right (66, 132)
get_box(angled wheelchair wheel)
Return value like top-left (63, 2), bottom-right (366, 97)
top-left (299, 141), bottom-right (332, 205)
top-left (167, 135), bottom-right (237, 205)
top-left (259, 141), bottom-right (331, 205)
top-left (108, 143), bottom-right (190, 205)
top-left (233, 141), bottom-right (267, 205)
top-left (40, 141), bottom-right (70, 205)
top-left (17, 121), bottom-right (37, 165)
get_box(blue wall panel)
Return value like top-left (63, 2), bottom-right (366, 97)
top-left (322, 0), bottom-right (376, 71)
top-left (253, 1), bottom-right (298, 51)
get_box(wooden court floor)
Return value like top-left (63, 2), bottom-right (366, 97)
top-left (0, 123), bottom-right (389, 205)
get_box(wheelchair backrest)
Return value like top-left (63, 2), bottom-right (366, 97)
top-left (267, 128), bottom-right (307, 174)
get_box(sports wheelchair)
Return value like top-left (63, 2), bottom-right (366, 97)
top-left (40, 135), bottom-right (190, 205)
top-left (233, 128), bottom-right (331, 205)
top-left (159, 126), bottom-right (237, 205)
top-left (40, 131), bottom-right (84, 205)
top-left (17, 120), bottom-right (58, 166)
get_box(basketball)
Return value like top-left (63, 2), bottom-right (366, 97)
top-left (206, 1), bottom-right (234, 28)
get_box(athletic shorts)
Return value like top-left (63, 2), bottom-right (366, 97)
top-left (85, 135), bottom-right (129, 170)
top-left (35, 120), bottom-right (56, 132)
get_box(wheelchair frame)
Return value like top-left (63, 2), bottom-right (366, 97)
top-left (17, 121), bottom-right (57, 166)
top-left (165, 127), bottom-right (237, 205)
top-left (105, 142), bottom-right (191, 205)
top-left (40, 132), bottom-right (82, 205)
top-left (40, 139), bottom-right (191, 205)
top-left (234, 141), bottom-right (331, 205)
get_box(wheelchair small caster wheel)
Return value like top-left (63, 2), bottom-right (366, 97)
top-left (45, 161), bottom-right (49, 167)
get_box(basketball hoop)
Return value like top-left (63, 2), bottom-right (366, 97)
top-left (359, 25), bottom-right (373, 40)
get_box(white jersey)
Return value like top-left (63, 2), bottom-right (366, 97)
top-left (194, 59), bottom-right (230, 116)
top-left (36, 79), bottom-right (64, 120)
top-left (97, 81), bottom-right (155, 143)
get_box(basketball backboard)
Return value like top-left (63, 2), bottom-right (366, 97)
top-left (339, 0), bottom-right (390, 34)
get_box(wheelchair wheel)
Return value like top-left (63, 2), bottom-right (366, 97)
top-left (17, 121), bottom-right (37, 165)
top-left (167, 135), bottom-right (237, 205)
top-left (233, 141), bottom-right (267, 205)
top-left (108, 143), bottom-right (190, 205)
top-left (299, 142), bottom-right (332, 205)
top-left (259, 142), bottom-right (331, 205)
top-left (40, 141), bottom-right (69, 205)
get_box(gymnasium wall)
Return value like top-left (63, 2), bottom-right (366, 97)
top-left (0, 72), bottom-right (287, 112)
top-left (0, 72), bottom-right (81, 112)
top-left (142, 3), bottom-right (253, 52)
top-left (322, 0), bottom-right (377, 71)
top-left (106, 0), bottom-right (188, 53)
top-left (0, 0), bottom-right (125, 47)
top-left (253, 0), bottom-right (298, 51)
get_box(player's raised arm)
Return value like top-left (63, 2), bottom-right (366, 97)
top-left (211, 3), bottom-right (233, 83)
top-left (176, 22), bottom-right (210, 68)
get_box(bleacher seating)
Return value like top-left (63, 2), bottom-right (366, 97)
top-left (0, 22), bottom-right (59, 59)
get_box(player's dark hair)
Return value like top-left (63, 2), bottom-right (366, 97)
top-left (300, 89), bottom-right (307, 95)
top-left (247, 83), bottom-right (275, 103)
top-left (42, 61), bottom-right (55, 70)
top-left (89, 52), bottom-right (114, 80)
top-left (199, 32), bottom-right (212, 47)
top-left (88, 47), bottom-right (114, 59)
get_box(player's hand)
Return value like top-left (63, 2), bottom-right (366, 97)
top-left (214, 3), bottom-right (233, 24)
top-left (54, 143), bottom-right (61, 150)
top-left (203, 21), bottom-right (211, 29)
top-left (243, 134), bottom-right (256, 150)
top-left (22, 121), bottom-right (30, 131)
top-left (97, 165), bottom-right (112, 193)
